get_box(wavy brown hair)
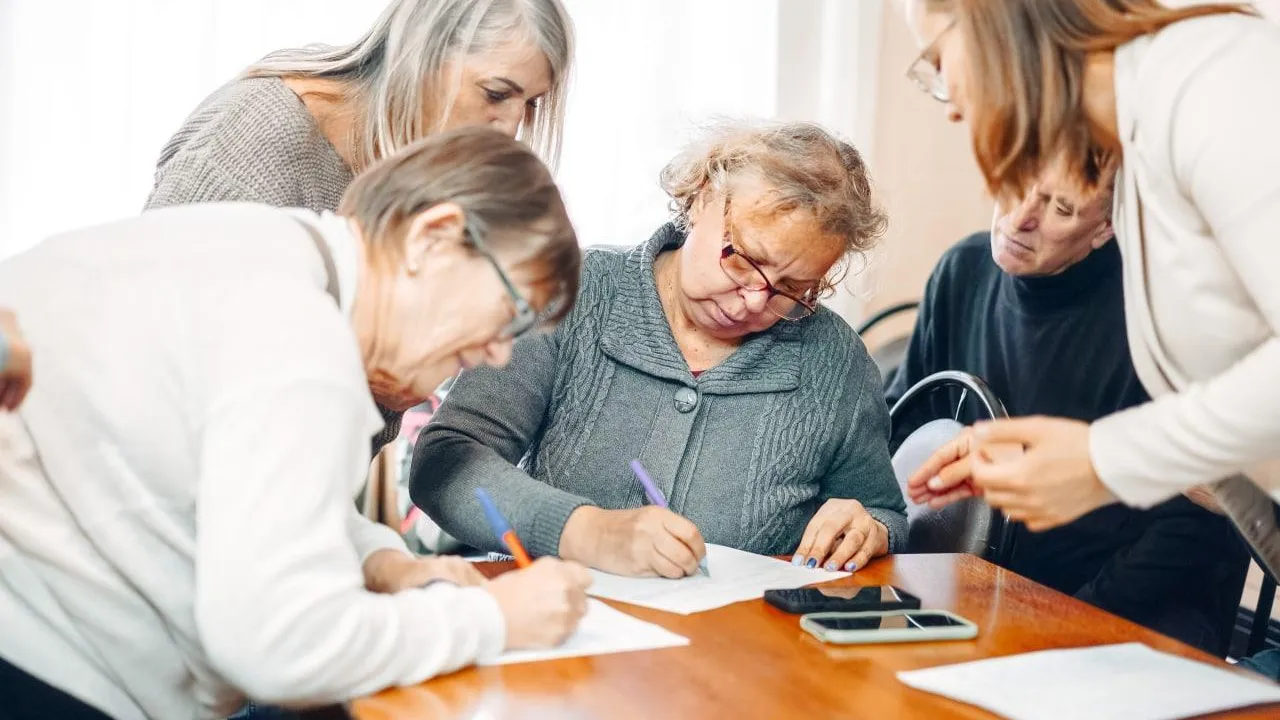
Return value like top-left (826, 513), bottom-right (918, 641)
top-left (923, 0), bottom-right (1254, 200)
top-left (659, 119), bottom-right (888, 291)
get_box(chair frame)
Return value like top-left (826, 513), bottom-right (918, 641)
top-left (855, 300), bottom-right (920, 336)
top-left (889, 370), bottom-right (1015, 566)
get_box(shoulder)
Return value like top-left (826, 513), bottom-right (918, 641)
top-left (919, 231), bottom-right (996, 307)
top-left (1144, 11), bottom-right (1279, 65)
top-left (564, 243), bottom-right (635, 315)
top-left (153, 78), bottom-right (345, 196)
top-left (799, 307), bottom-right (877, 380)
top-left (579, 243), bottom-right (632, 285)
top-left (166, 207), bottom-right (364, 386)
top-left (934, 231), bottom-right (993, 281)
top-left (1124, 14), bottom-right (1280, 124)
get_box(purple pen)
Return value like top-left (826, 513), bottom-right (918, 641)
top-left (628, 459), bottom-right (710, 577)
top-left (629, 459), bottom-right (668, 508)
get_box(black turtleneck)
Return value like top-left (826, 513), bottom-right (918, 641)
top-left (885, 231), bottom-right (1246, 654)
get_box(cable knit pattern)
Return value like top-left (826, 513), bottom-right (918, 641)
top-left (144, 76), bottom-right (402, 453)
top-left (412, 224), bottom-right (906, 558)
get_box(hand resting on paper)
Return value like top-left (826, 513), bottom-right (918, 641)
top-left (486, 557), bottom-right (592, 649)
top-left (791, 498), bottom-right (889, 572)
top-left (559, 505), bottom-right (708, 579)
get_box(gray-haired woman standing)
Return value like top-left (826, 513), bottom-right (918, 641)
top-left (146, 0), bottom-right (575, 450)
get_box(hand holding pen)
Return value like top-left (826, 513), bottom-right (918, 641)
top-left (630, 460), bottom-right (710, 578)
top-left (475, 488), bottom-right (593, 650)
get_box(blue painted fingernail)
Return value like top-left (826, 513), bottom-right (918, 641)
top-left (806, 558), bottom-right (817, 568)
top-left (824, 562), bottom-right (837, 571)
top-left (791, 554), bottom-right (804, 566)
top-left (845, 562), bottom-right (857, 572)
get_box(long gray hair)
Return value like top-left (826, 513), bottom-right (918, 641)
top-left (244, 0), bottom-right (573, 170)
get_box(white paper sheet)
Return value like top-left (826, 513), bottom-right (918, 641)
top-left (586, 544), bottom-right (849, 615)
top-left (479, 599), bottom-right (688, 666)
top-left (897, 643), bottom-right (1280, 720)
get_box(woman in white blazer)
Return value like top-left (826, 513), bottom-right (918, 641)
top-left (0, 128), bottom-right (590, 720)
top-left (899, 0), bottom-right (1280, 532)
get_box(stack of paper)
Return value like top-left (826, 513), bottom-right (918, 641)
top-left (480, 599), bottom-right (688, 666)
top-left (897, 642), bottom-right (1280, 720)
top-left (587, 544), bottom-right (848, 614)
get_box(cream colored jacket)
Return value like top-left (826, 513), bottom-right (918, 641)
top-left (1089, 13), bottom-right (1280, 506)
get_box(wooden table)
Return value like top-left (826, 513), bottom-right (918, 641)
top-left (350, 554), bottom-right (1280, 719)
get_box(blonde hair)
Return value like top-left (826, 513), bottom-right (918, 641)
top-left (340, 126), bottom-right (580, 323)
top-left (922, 0), bottom-right (1252, 200)
top-left (245, 0), bottom-right (574, 171)
top-left (660, 119), bottom-right (888, 285)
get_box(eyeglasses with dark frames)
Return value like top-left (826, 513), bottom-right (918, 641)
top-left (718, 193), bottom-right (822, 321)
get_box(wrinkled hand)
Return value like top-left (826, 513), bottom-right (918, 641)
top-left (560, 506), bottom-right (707, 578)
top-left (486, 557), bottom-right (592, 649)
top-left (792, 498), bottom-right (889, 572)
top-left (906, 427), bottom-right (1027, 509)
top-left (0, 310), bottom-right (32, 411)
top-left (906, 427), bottom-right (979, 509)
top-left (969, 417), bottom-right (1118, 531)
top-left (362, 550), bottom-right (486, 594)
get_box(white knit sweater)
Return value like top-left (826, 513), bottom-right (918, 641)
top-left (0, 205), bottom-right (505, 720)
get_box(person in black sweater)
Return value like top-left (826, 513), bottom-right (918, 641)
top-left (884, 166), bottom-right (1247, 654)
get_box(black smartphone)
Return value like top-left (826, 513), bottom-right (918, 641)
top-left (763, 585), bottom-right (922, 614)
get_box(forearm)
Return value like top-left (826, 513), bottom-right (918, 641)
top-left (199, 570), bottom-right (504, 704)
top-left (830, 348), bottom-right (909, 552)
top-left (1090, 338), bottom-right (1280, 507)
top-left (198, 382), bottom-right (503, 703)
top-left (347, 508), bottom-right (410, 563)
top-left (864, 506), bottom-right (908, 553)
top-left (412, 428), bottom-right (595, 557)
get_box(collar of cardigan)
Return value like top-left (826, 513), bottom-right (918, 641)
top-left (597, 222), bottom-right (804, 395)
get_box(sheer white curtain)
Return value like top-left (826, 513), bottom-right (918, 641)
top-left (0, 0), bottom-right (882, 275)
top-left (0, 0), bottom-right (384, 259)
top-left (556, 0), bottom-right (884, 259)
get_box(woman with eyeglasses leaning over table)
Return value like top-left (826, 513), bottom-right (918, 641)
top-left (146, 0), bottom-right (574, 455)
top-left (897, 0), bottom-right (1280, 534)
top-left (413, 119), bottom-right (908, 579)
top-left (0, 128), bottom-right (590, 720)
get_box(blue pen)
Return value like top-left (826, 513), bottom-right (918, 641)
top-left (628, 460), bottom-right (710, 578)
top-left (474, 488), bottom-right (532, 568)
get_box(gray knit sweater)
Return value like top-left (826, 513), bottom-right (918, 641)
top-left (145, 76), bottom-right (401, 452)
top-left (412, 225), bottom-right (907, 559)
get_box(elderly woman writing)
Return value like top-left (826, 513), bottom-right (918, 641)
top-left (0, 129), bottom-right (588, 720)
top-left (414, 120), bottom-right (907, 578)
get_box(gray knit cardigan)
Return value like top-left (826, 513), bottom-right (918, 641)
top-left (412, 224), bottom-right (907, 559)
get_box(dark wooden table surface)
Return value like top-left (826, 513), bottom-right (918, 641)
top-left (347, 553), bottom-right (1280, 719)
